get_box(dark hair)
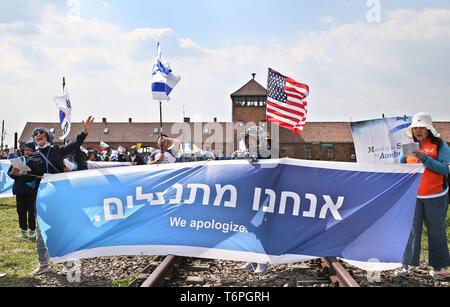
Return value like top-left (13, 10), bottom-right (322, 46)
top-left (413, 129), bottom-right (443, 149)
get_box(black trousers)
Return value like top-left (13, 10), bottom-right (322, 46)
top-left (16, 194), bottom-right (36, 231)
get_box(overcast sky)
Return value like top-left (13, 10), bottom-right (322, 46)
top-left (1, 0), bottom-right (450, 147)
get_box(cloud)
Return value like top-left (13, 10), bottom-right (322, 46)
top-left (0, 5), bottom-right (450, 147)
top-left (319, 16), bottom-right (334, 24)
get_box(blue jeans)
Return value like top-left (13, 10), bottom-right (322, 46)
top-left (402, 193), bottom-right (450, 270)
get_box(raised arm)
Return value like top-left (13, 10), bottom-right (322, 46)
top-left (60, 116), bottom-right (94, 156)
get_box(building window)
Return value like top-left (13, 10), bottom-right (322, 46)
top-left (234, 97), bottom-right (246, 106)
top-left (204, 127), bottom-right (209, 134)
top-left (246, 97), bottom-right (256, 106)
top-left (154, 128), bottom-right (159, 133)
top-left (327, 147), bottom-right (335, 160)
top-left (259, 97), bottom-right (267, 106)
top-left (104, 128), bottom-right (109, 134)
top-left (304, 147), bottom-right (312, 159)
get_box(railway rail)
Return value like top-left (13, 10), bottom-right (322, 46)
top-left (19, 254), bottom-right (448, 287)
top-left (132, 255), bottom-right (361, 287)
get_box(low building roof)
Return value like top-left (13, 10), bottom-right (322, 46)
top-left (21, 120), bottom-right (450, 146)
top-left (230, 79), bottom-right (267, 97)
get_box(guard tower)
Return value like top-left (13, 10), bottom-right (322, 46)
top-left (230, 73), bottom-right (268, 150)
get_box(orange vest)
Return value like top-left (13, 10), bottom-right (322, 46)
top-left (405, 139), bottom-right (444, 196)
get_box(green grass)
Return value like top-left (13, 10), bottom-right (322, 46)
top-left (0, 197), bottom-right (42, 286)
top-left (111, 273), bottom-right (140, 287)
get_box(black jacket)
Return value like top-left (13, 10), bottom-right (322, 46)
top-left (127, 152), bottom-right (145, 165)
top-left (66, 146), bottom-right (88, 171)
top-left (7, 163), bottom-right (36, 195)
top-left (26, 132), bottom-right (88, 179)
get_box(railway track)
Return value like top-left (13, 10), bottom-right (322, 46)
top-left (129, 255), bottom-right (360, 287)
top-left (23, 254), bottom-right (448, 287)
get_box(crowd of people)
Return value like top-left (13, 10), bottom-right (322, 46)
top-left (4, 112), bottom-right (449, 280)
top-left (1, 148), bottom-right (22, 160)
top-left (85, 141), bottom-right (243, 165)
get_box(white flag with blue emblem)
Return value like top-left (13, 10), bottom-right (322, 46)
top-left (152, 42), bottom-right (181, 101)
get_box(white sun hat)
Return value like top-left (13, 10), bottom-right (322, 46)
top-left (404, 112), bottom-right (440, 138)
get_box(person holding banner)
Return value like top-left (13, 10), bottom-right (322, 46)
top-left (7, 142), bottom-right (37, 240)
top-left (397, 112), bottom-right (450, 280)
top-left (12, 116), bottom-right (94, 275)
top-left (237, 126), bottom-right (271, 275)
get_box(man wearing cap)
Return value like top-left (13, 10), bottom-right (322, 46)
top-left (148, 135), bottom-right (180, 165)
top-left (235, 126), bottom-right (272, 275)
top-left (396, 112), bottom-right (450, 280)
top-left (7, 142), bottom-right (37, 240)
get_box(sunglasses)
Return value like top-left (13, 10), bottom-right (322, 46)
top-left (33, 130), bottom-right (47, 137)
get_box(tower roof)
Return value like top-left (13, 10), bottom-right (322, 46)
top-left (231, 76), bottom-right (267, 97)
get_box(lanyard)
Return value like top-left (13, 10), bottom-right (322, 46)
top-left (45, 147), bottom-right (51, 173)
top-left (39, 147), bottom-right (52, 173)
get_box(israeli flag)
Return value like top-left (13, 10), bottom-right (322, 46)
top-left (152, 42), bottom-right (181, 101)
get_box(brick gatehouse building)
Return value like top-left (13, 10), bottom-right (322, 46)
top-left (19, 74), bottom-right (450, 162)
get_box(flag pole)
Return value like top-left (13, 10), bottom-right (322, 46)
top-left (157, 42), bottom-right (163, 139)
top-left (62, 77), bottom-right (67, 145)
top-left (159, 100), bottom-right (163, 138)
top-left (1, 120), bottom-right (4, 151)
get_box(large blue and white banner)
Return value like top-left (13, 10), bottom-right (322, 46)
top-left (36, 159), bottom-right (423, 269)
top-left (350, 116), bottom-right (412, 164)
top-left (87, 161), bottom-right (132, 169)
top-left (0, 160), bottom-right (14, 198)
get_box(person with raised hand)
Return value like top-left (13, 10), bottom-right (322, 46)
top-left (13, 116), bottom-right (94, 276)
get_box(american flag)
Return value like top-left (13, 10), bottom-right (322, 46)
top-left (266, 68), bottom-right (309, 135)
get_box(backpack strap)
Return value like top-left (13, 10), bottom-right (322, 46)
top-left (38, 149), bottom-right (61, 174)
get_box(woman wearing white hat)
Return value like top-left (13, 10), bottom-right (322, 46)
top-left (396, 112), bottom-right (450, 280)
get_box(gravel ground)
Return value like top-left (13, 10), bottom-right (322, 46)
top-left (22, 256), bottom-right (449, 287)
top-left (21, 256), bottom-right (154, 287)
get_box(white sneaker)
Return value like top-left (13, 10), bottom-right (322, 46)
top-left (254, 263), bottom-right (269, 275)
top-left (240, 262), bottom-right (255, 271)
top-left (394, 265), bottom-right (408, 277)
top-left (18, 230), bottom-right (28, 239)
top-left (31, 264), bottom-right (50, 275)
top-left (429, 269), bottom-right (445, 281)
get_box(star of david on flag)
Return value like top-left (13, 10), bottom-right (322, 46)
top-left (151, 42), bottom-right (181, 101)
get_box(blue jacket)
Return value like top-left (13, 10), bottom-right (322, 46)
top-left (400, 141), bottom-right (450, 175)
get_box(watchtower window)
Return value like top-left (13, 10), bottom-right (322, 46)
top-left (233, 96), bottom-right (267, 107)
